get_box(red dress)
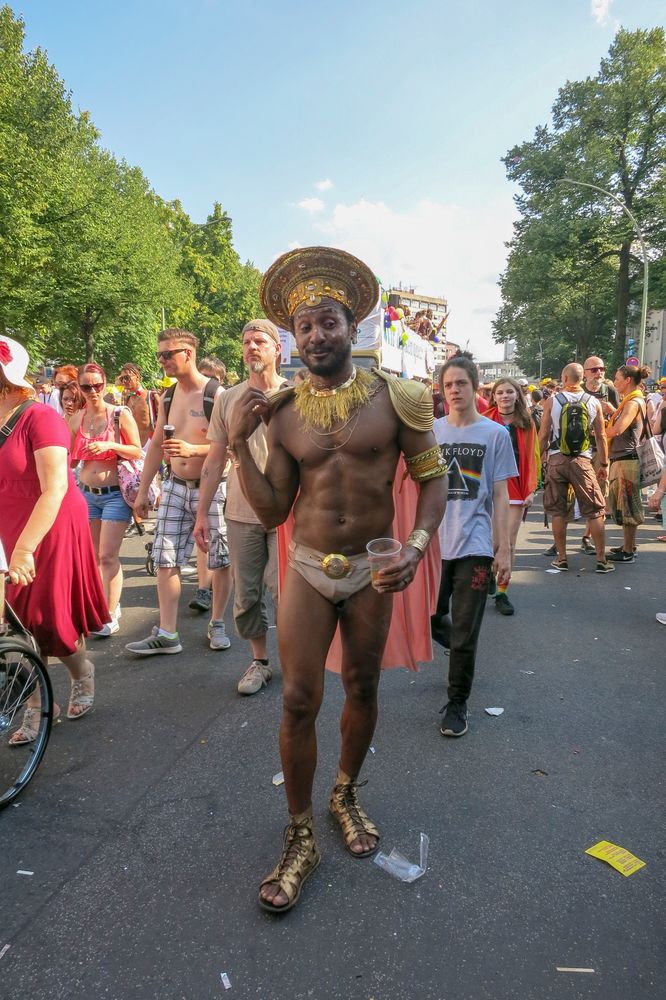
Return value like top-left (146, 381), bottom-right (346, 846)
top-left (1, 404), bottom-right (108, 656)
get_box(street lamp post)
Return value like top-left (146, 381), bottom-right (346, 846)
top-left (557, 178), bottom-right (649, 366)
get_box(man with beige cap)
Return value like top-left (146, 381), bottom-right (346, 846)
top-left (195, 319), bottom-right (287, 695)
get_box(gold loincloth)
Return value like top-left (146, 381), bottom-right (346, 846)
top-left (287, 540), bottom-right (372, 604)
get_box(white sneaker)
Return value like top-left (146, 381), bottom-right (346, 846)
top-left (656, 613), bottom-right (666, 626)
top-left (237, 659), bottom-right (272, 695)
top-left (113, 605), bottom-right (122, 622)
top-left (91, 618), bottom-right (119, 638)
top-left (207, 620), bottom-right (231, 650)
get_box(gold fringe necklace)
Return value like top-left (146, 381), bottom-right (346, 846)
top-left (294, 366), bottom-right (377, 432)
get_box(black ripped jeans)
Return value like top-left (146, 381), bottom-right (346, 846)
top-left (430, 556), bottom-right (493, 703)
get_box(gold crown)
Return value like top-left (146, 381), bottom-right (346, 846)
top-left (260, 247), bottom-right (378, 328)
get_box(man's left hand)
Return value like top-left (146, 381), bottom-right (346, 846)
top-left (372, 546), bottom-right (421, 593)
top-left (493, 545), bottom-right (512, 588)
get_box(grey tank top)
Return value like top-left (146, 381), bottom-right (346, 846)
top-left (610, 401), bottom-right (644, 460)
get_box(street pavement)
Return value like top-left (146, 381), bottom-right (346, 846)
top-left (1, 506), bottom-right (664, 1000)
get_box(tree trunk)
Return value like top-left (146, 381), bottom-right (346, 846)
top-left (614, 239), bottom-right (632, 368)
top-left (81, 307), bottom-right (95, 361)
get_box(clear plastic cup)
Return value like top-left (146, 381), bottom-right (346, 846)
top-left (366, 537), bottom-right (402, 589)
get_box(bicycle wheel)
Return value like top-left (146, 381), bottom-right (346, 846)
top-left (0, 637), bottom-right (53, 809)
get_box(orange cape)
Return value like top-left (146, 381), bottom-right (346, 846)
top-left (276, 458), bottom-right (441, 673)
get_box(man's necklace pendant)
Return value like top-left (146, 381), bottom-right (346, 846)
top-left (307, 367), bottom-right (357, 397)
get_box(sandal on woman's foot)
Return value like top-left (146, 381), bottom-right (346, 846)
top-left (258, 808), bottom-right (320, 914)
top-left (68, 665), bottom-right (95, 720)
top-left (329, 768), bottom-right (380, 859)
top-left (9, 704), bottom-right (60, 745)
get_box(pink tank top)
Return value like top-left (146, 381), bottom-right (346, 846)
top-left (71, 409), bottom-right (119, 462)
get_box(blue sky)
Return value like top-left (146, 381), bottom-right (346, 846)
top-left (16, 0), bottom-right (665, 358)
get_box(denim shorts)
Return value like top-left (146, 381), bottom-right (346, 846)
top-left (81, 486), bottom-right (133, 523)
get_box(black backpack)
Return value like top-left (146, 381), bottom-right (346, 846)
top-left (162, 378), bottom-right (220, 425)
top-left (555, 392), bottom-right (592, 457)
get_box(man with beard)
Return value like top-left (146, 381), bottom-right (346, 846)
top-left (225, 247), bottom-right (447, 914)
top-left (194, 320), bottom-right (287, 695)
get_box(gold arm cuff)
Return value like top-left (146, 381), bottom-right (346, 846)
top-left (406, 529), bottom-right (431, 554)
top-left (405, 446), bottom-right (448, 483)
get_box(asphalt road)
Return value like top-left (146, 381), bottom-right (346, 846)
top-left (1, 507), bottom-right (664, 1000)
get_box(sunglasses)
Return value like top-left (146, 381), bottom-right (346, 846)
top-left (80, 382), bottom-right (105, 393)
top-left (585, 366), bottom-right (605, 373)
top-left (156, 348), bottom-right (188, 361)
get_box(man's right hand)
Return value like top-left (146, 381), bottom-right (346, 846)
top-left (193, 518), bottom-right (209, 553)
top-left (134, 495), bottom-right (149, 520)
top-left (596, 466), bottom-right (609, 483)
top-left (228, 388), bottom-right (268, 447)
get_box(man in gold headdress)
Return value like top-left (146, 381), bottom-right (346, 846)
top-left (227, 247), bottom-right (447, 914)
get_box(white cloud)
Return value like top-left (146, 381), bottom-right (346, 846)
top-left (590, 0), bottom-right (611, 25)
top-left (287, 240), bottom-right (302, 250)
top-left (305, 196), bottom-right (516, 360)
top-left (315, 179), bottom-right (334, 191)
top-left (298, 197), bottom-right (325, 214)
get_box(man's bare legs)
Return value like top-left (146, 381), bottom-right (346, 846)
top-left (552, 514), bottom-right (568, 560)
top-left (210, 566), bottom-right (231, 622)
top-left (157, 567), bottom-right (181, 633)
top-left (337, 584), bottom-right (392, 853)
top-left (260, 569), bottom-right (337, 909)
top-left (587, 513), bottom-right (607, 560)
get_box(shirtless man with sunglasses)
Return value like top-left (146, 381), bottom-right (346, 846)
top-left (127, 329), bottom-right (232, 657)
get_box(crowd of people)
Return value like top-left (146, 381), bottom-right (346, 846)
top-left (1, 246), bottom-right (664, 914)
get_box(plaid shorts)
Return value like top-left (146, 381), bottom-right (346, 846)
top-left (151, 477), bottom-right (230, 570)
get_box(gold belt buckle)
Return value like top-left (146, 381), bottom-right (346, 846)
top-left (321, 553), bottom-right (351, 580)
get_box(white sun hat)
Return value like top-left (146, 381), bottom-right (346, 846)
top-left (0, 335), bottom-right (33, 389)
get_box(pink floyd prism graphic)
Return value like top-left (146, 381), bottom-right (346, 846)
top-left (439, 443), bottom-right (486, 501)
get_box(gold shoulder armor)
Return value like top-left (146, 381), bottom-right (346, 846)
top-left (372, 368), bottom-right (434, 431)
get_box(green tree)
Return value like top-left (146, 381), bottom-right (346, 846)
top-left (168, 202), bottom-right (262, 374)
top-left (0, 6), bottom-right (259, 375)
top-left (495, 27), bottom-right (666, 372)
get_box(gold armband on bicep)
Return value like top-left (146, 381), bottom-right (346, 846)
top-left (405, 446), bottom-right (448, 483)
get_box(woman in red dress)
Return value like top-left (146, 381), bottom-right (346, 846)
top-left (485, 377), bottom-right (539, 617)
top-left (0, 337), bottom-right (109, 743)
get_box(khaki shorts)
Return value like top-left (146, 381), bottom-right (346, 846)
top-left (543, 453), bottom-right (606, 520)
top-left (609, 458), bottom-right (644, 527)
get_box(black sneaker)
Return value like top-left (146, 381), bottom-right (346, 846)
top-left (188, 587), bottom-right (212, 612)
top-left (609, 545), bottom-right (638, 557)
top-left (607, 549), bottom-right (635, 563)
top-left (580, 535), bottom-right (595, 554)
top-left (595, 560), bottom-right (616, 573)
top-left (440, 701), bottom-right (468, 737)
top-left (543, 543), bottom-right (557, 557)
top-left (495, 592), bottom-right (515, 616)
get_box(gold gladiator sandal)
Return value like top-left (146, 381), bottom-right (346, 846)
top-left (329, 767), bottom-right (380, 859)
top-left (258, 807), bottom-right (321, 914)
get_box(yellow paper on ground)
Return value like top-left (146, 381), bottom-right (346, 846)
top-left (585, 840), bottom-right (646, 877)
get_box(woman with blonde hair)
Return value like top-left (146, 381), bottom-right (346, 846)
top-left (67, 362), bottom-right (142, 635)
top-left (0, 336), bottom-right (109, 743)
top-left (485, 377), bottom-right (539, 615)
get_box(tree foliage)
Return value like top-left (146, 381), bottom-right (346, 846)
top-left (0, 6), bottom-right (261, 378)
top-left (495, 27), bottom-right (666, 377)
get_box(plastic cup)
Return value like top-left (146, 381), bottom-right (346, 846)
top-left (163, 424), bottom-right (175, 440)
top-left (366, 537), bottom-right (402, 589)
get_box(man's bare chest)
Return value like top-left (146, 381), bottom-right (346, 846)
top-left (168, 389), bottom-right (209, 443)
top-left (282, 393), bottom-right (399, 467)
